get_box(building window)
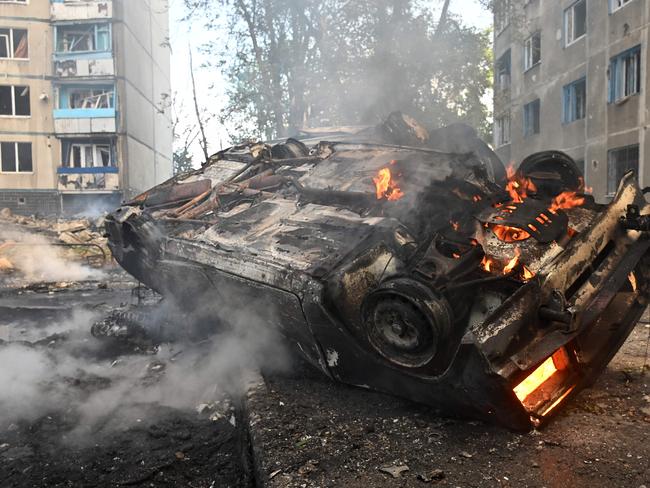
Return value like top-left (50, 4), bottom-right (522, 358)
top-left (607, 145), bottom-right (639, 195)
top-left (564, 0), bottom-right (587, 46)
top-left (62, 140), bottom-right (115, 168)
top-left (496, 50), bottom-right (511, 91)
top-left (524, 32), bottom-right (541, 71)
top-left (495, 113), bottom-right (511, 147)
top-left (0, 142), bottom-right (32, 173)
top-left (0, 28), bottom-right (28, 59)
top-left (0, 85), bottom-right (30, 116)
top-left (523, 99), bottom-right (540, 137)
top-left (610, 0), bottom-right (634, 12)
top-left (495, 0), bottom-right (510, 34)
top-left (563, 77), bottom-right (586, 123)
top-left (58, 85), bottom-right (115, 110)
top-left (0, 0), bottom-right (27, 3)
top-left (609, 46), bottom-right (641, 102)
top-left (55, 23), bottom-right (111, 54)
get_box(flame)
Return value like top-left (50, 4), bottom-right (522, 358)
top-left (505, 166), bottom-right (537, 203)
top-left (522, 265), bottom-right (535, 281)
top-left (503, 249), bottom-right (520, 275)
top-left (628, 272), bottom-right (637, 292)
top-left (549, 191), bottom-right (586, 212)
top-left (491, 224), bottom-right (531, 242)
top-left (373, 167), bottom-right (404, 201)
top-left (481, 256), bottom-right (493, 272)
top-left (513, 348), bottom-right (571, 407)
top-left (450, 220), bottom-right (460, 232)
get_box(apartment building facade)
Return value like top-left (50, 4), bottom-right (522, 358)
top-left (0, 0), bottom-right (172, 216)
top-left (494, 0), bottom-right (649, 202)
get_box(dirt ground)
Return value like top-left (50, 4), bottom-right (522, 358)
top-left (248, 324), bottom-right (650, 488)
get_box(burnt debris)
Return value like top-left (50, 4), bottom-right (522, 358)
top-left (105, 112), bottom-right (650, 430)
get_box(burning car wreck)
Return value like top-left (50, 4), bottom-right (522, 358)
top-left (105, 113), bottom-right (650, 430)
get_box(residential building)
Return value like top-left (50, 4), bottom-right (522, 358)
top-left (0, 0), bottom-right (172, 216)
top-left (493, 0), bottom-right (649, 202)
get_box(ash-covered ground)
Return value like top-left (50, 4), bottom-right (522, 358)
top-left (1, 212), bottom-right (649, 488)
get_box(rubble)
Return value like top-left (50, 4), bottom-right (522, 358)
top-left (104, 112), bottom-right (650, 430)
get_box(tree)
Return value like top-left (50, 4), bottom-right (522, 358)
top-left (184, 0), bottom-right (493, 141)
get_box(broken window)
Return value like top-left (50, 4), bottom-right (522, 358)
top-left (495, 113), bottom-right (511, 147)
top-left (55, 23), bottom-right (111, 53)
top-left (523, 32), bottom-right (541, 71)
top-left (0, 85), bottom-right (30, 116)
top-left (563, 77), bottom-right (586, 123)
top-left (496, 50), bottom-right (511, 91)
top-left (0, 28), bottom-right (28, 59)
top-left (608, 145), bottom-right (638, 195)
top-left (609, 46), bottom-right (641, 102)
top-left (523, 99), bottom-right (540, 137)
top-left (564, 0), bottom-right (586, 46)
top-left (66, 87), bottom-right (114, 109)
top-left (0, 142), bottom-right (32, 173)
top-left (63, 140), bottom-right (114, 168)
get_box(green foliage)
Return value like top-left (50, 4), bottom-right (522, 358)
top-left (173, 147), bottom-right (194, 175)
top-left (185, 0), bottom-right (493, 142)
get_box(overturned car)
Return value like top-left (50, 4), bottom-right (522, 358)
top-left (105, 113), bottom-right (650, 430)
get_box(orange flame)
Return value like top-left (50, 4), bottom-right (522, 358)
top-left (480, 256), bottom-right (493, 272)
top-left (513, 347), bottom-right (570, 405)
top-left (373, 168), bottom-right (404, 201)
top-left (503, 248), bottom-right (520, 275)
top-left (491, 224), bottom-right (531, 242)
top-left (549, 191), bottom-right (586, 212)
top-left (522, 265), bottom-right (535, 281)
top-left (505, 166), bottom-right (537, 203)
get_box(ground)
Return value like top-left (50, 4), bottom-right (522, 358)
top-left (0, 216), bottom-right (649, 487)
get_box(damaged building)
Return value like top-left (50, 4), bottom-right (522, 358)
top-left (0, 0), bottom-right (172, 216)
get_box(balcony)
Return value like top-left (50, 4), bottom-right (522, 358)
top-left (57, 166), bottom-right (119, 192)
top-left (54, 55), bottom-right (114, 78)
top-left (51, 1), bottom-right (113, 22)
top-left (53, 85), bottom-right (117, 134)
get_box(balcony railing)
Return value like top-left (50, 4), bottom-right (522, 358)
top-left (57, 166), bottom-right (119, 191)
top-left (51, 1), bottom-right (113, 21)
top-left (53, 108), bottom-right (116, 134)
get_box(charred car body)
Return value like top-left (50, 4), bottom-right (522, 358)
top-left (105, 113), bottom-right (650, 430)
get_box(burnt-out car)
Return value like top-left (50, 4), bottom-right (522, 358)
top-left (105, 113), bottom-right (650, 430)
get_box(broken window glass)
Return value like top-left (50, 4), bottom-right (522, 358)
top-left (56, 23), bottom-right (111, 53)
top-left (98, 145), bottom-right (111, 166)
top-left (67, 141), bottom-right (114, 168)
top-left (0, 85), bottom-right (29, 116)
top-left (69, 88), bottom-right (114, 109)
top-left (14, 85), bottom-right (29, 115)
top-left (1, 29), bottom-right (29, 59)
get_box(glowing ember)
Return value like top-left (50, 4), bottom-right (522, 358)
top-left (481, 256), bottom-right (493, 272)
top-left (491, 224), bottom-right (531, 242)
top-left (505, 166), bottom-right (537, 203)
top-left (450, 220), bottom-right (460, 232)
top-left (522, 265), bottom-right (535, 281)
top-left (549, 191), bottom-right (586, 212)
top-left (513, 348), bottom-right (570, 405)
top-left (628, 272), bottom-right (638, 292)
top-left (373, 168), bottom-right (404, 201)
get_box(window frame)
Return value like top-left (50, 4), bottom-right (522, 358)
top-left (0, 27), bottom-right (28, 60)
top-left (563, 77), bottom-right (587, 124)
top-left (0, 84), bottom-right (30, 117)
top-left (564, 0), bottom-right (587, 47)
top-left (607, 144), bottom-right (639, 196)
top-left (495, 113), bottom-right (511, 147)
top-left (496, 49), bottom-right (511, 91)
top-left (609, 0), bottom-right (635, 13)
top-left (523, 32), bottom-right (541, 71)
top-left (68, 142), bottom-right (113, 168)
top-left (608, 45), bottom-right (642, 103)
top-left (0, 141), bottom-right (32, 174)
top-left (54, 22), bottom-right (112, 55)
top-left (523, 99), bottom-right (541, 137)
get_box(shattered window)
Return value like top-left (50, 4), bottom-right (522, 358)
top-left (496, 50), bottom-right (511, 91)
top-left (56, 23), bottom-right (111, 53)
top-left (564, 0), bottom-right (586, 46)
top-left (68, 87), bottom-right (114, 109)
top-left (607, 145), bottom-right (639, 195)
top-left (0, 142), bottom-right (32, 173)
top-left (610, 0), bottom-right (634, 12)
top-left (0, 85), bottom-right (30, 116)
top-left (563, 77), bottom-right (586, 123)
top-left (66, 142), bottom-right (114, 168)
top-left (0, 29), bottom-right (28, 59)
top-left (523, 33), bottom-right (541, 71)
top-left (609, 46), bottom-right (641, 102)
top-left (495, 113), bottom-right (511, 147)
top-left (523, 99), bottom-right (540, 137)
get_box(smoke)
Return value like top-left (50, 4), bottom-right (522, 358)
top-left (0, 228), bottom-right (103, 283)
top-left (0, 294), bottom-right (290, 439)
